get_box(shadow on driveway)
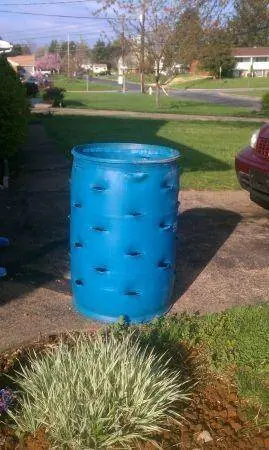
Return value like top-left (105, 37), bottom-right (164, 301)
top-left (173, 208), bottom-right (241, 302)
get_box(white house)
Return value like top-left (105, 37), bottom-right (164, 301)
top-left (232, 47), bottom-right (269, 77)
top-left (81, 63), bottom-right (108, 74)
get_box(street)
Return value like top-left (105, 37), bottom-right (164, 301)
top-left (91, 77), bottom-right (260, 110)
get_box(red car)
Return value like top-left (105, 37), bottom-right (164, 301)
top-left (235, 123), bottom-right (269, 210)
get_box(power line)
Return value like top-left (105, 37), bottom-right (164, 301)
top-left (0, 10), bottom-right (108, 18)
top-left (0, 9), bottom-right (138, 19)
top-left (2, 23), bottom-right (100, 35)
top-left (10, 30), bottom-right (110, 40)
top-left (0, 0), bottom-right (92, 4)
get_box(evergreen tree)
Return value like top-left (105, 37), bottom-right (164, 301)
top-left (0, 56), bottom-right (28, 162)
top-left (174, 8), bottom-right (203, 67)
top-left (48, 39), bottom-right (59, 54)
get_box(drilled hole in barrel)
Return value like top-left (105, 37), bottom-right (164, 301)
top-left (158, 260), bottom-right (171, 269)
top-left (126, 250), bottom-right (142, 257)
top-left (92, 185), bottom-right (106, 192)
top-left (92, 226), bottom-right (107, 232)
top-left (74, 242), bottom-right (83, 248)
top-left (159, 222), bottom-right (172, 230)
top-left (75, 279), bottom-right (83, 286)
top-left (125, 290), bottom-right (139, 296)
top-left (128, 211), bottom-right (142, 217)
top-left (94, 267), bottom-right (108, 273)
top-left (74, 202), bottom-right (82, 208)
top-left (161, 181), bottom-right (173, 190)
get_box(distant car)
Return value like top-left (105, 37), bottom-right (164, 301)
top-left (22, 76), bottom-right (39, 97)
top-left (235, 124), bottom-right (269, 209)
top-left (24, 76), bottom-right (39, 85)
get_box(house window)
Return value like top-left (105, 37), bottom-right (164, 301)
top-left (253, 57), bottom-right (268, 62)
top-left (236, 57), bottom-right (251, 62)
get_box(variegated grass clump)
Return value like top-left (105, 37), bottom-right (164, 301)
top-left (9, 332), bottom-right (190, 449)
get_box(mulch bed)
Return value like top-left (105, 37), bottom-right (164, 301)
top-left (0, 336), bottom-right (268, 449)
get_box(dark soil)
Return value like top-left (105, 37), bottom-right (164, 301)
top-left (0, 337), bottom-right (268, 449)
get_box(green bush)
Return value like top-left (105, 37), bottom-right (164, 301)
top-left (0, 56), bottom-right (29, 161)
top-left (43, 87), bottom-right (65, 107)
top-left (10, 332), bottom-right (190, 449)
top-left (261, 92), bottom-right (269, 114)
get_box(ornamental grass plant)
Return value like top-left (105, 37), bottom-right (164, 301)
top-left (9, 332), bottom-right (190, 449)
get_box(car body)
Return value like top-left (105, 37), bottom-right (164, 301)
top-left (235, 124), bottom-right (269, 209)
top-left (22, 76), bottom-right (39, 97)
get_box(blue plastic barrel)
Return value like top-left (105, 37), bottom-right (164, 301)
top-left (71, 143), bottom-right (180, 323)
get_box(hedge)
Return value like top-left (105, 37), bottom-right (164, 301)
top-left (0, 55), bottom-right (29, 162)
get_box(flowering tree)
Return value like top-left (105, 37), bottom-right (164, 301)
top-left (36, 53), bottom-right (61, 73)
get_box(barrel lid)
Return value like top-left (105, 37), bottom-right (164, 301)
top-left (72, 143), bottom-right (180, 164)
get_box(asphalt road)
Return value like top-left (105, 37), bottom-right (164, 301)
top-left (91, 77), bottom-right (260, 109)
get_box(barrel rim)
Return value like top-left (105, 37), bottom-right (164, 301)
top-left (71, 142), bottom-right (180, 164)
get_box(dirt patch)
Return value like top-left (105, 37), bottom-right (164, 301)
top-left (0, 338), bottom-right (268, 449)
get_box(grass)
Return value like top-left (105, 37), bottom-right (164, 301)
top-left (9, 332), bottom-right (190, 449)
top-left (125, 73), bottom-right (168, 84)
top-left (64, 91), bottom-right (255, 117)
top-left (170, 76), bottom-right (269, 90)
top-left (52, 75), bottom-right (117, 92)
top-left (138, 303), bottom-right (269, 417)
top-left (230, 90), bottom-right (269, 98)
top-left (43, 115), bottom-right (263, 189)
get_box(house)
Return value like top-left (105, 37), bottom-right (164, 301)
top-left (81, 62), bottom-right (108, 74)
top-left (7, 54), bottom-right (36, 77)
top-left (232, 47), bottom-right (269, 77)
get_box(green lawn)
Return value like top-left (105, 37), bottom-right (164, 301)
top-left (64, 91), bottom-right (255, 117)
top-left (138, 303), bottom-right (269, 418)
top-left (171, 77), bottom-right (269, 90)
top-left (42, 115), bottom-right (263, 190)
top-left (52, 75), bottom-right (117, 91)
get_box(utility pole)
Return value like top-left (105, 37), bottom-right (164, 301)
top-left (140, 1), bottom-right (146, 94)
top-left (120, 15), bottom-right (126, 93)
top-left (67, 33), bottom-right (70, 78)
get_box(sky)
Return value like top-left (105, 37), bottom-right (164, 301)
top-left (0, 0), bottom-right (117, 49)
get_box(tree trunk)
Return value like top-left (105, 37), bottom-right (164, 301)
top-left (155, 70), bottom-right (160, 107)
top-left (140, 1), bottom-right (146, 94)
top-left (155, 82), bottom-right (160, 107)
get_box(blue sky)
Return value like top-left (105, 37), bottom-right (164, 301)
top-left (0, 0), bottom-right (116, 49)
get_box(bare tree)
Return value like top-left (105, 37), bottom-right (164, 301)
top-left (101, 0), bottom-right (231, 104)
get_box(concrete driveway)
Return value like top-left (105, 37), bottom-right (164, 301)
top-left (0, 123), bottom-right (268, 351)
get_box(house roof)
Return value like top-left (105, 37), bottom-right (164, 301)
top-left (7, 54), bottom-right (35, 67)
top-left (93, 63), bottom-right (107, 67)
top-left (233, 47), bottom-right (269, 57)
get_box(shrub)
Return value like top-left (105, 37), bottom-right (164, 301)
top-left (43, 86), bottom-right (65, 107)
top-left (9, 332), bottom-right (190, 449)
top-left (261, 92), bottom-right (269, 114)
top-left (0, 56), bottom-right (29, 162)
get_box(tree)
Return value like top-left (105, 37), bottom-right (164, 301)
top-left (173, 8), bottom-right (203, 68)
top-left (91, 39), bottom-right (121, 69)
top-left (92, 39), bottom-right (109, 63)
top-left (9, 43), bottom-right (31, 56)
top-left (0, 56), bottom-right (28, 185)
top-left (35, 45), bottom-right (48, 58)
top-left (199, 27), bottom-right (235, 77)
top-left (48, 39), bottom-right (59, 54)
top-left (36, 53), bottom-right (61, 72)
top-left (230, 0), bottom-right (269, 47)
top-left (102, 0), bottom-right (230, 96)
